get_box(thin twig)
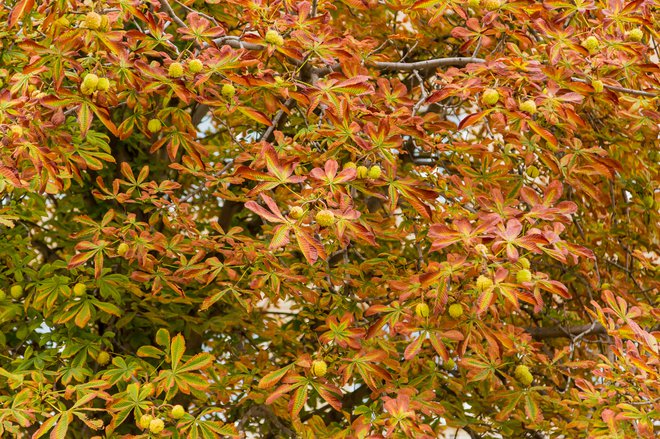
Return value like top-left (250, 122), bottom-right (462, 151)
top-left (160, 0), bottom-right (186, 28)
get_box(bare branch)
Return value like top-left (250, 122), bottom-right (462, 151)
top-left (160, 0), bottom-right (187, 28)
top-left (526, 323), bottom-right (607, 340)
top-left (570, 77), bottom-right (657, 97)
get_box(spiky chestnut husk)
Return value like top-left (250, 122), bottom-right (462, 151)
top-left (519, 99), bottom-right (537, 114)
top-left (138, 414), bottom-right (153, 429)
top-left (315, 210), bottom-right (335, 227)
top-left (476, 275), bottom-right (493, 291)
top-left (357, 165), bottom-right (369, 179)
top-left (483, 0), bottom-right (500, 10)
top-left (85, 12), bottom-right (102, 30)
top-left (96, 77), bottom-right (110, 91)
top-left (96, 351), bottom-right (110, 365)
top-left (171, 404), bottom-right (185, 419)
top-left (367, 165), bottom-right (382, 179)
top-left (518, 257), bottom-right (530, 269)
top-left (149, 418), bottom-right (165, 434)
top-left (222, 83), bottom-right (236, 98)
top-left (83, 73), bottom-right (99, 90)
top-left (289, 206), bottom-right (304, 219)
top-left (448, 303), bottom-right (463, 318)
top-left (526, 165), bottom-right (540, 178)
top-left (73, 283), bottom-right (87, 297)
top-left (481, 88), bottom-right (500, 105)
top-left (117, 243), bottom-right (129, 256)
top-left (311, 360), bottom-right (328, 377)
top-left (168, 62), bottom-right (184, 78)
top-left (147, 119), bottom-right (162, 133)
top-left (514, 365), bottom-right (534, 386)
top-left (188, 59), bottom-right (203, 73)
top-left (10, 285), bottom-right (23, 299)
top-left (582, 36), bottom-right (599, 54)
top-left (415, 303), bottom-right (430, 318)
top-left (627, 28), bottom-right (643, 42)
top-left (516, 269), bottom-right (532, 283)
top-left (265, 30), bottom-right (283, 46)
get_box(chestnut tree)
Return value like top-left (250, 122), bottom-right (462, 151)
top-left (0, 0), bottom-right (658, 437)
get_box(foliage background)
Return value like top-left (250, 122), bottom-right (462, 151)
top-left (0, 0), bottom-right (658, 438)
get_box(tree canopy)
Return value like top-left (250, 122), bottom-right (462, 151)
top-left (0, 0), bottom-right (658, 438)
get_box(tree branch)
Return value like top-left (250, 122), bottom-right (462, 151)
top-left (206, 37), bottom-right (660, 97)
top-left (526, 323), bottom-right (607, 340)
top-left (160, 0), bottom-right (187, 28)
top-left (570, 77), bottom-right (657, 97)
top-left (373, 56), bottom-right (486, 71)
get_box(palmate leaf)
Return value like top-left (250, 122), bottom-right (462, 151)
top-left (107, 382), bottom-right (153, 433)
top-left (258, 363), bottom-right (295, 389)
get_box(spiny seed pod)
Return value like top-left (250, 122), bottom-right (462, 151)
top-left (138, 414), bottom-right (153, 429)
top-left (519, 99), bottom-right (537, 114)
top-left (357, 165), bottom-right (369, 179)
top-left (80, 83), bottom-right (94, 95)
top-left (73, 283), bottom-right (87, 297)
top-left (518, 257), bottom-right (530, 269)
top-left (168, 62), bottom-right (184, 78)
top-left (468, 0), bottom-right (480, 8)
top-left (481, 88), bottom-right (500, 106)
top-left (188, 59), bottom-right (203, 73)
top-left (221, 83), bottom-right (236, 98)
top-left (149, 418), bottom-right (165, 434)
top-left (311, 360), bottom-right (328, 377)
top-left (289, 206), bottom-right (304, 219)
top-left (315, 210), bottom-right (335, 227)
top-left (117, 243), bottom-right (129, 256)
top-left (83, 73), bottom-right (99, 90)
top-left (96, 351), bottom-right (110, 365)
top-left (367, 165), bottom-right (382, 179)
top-left (483, 0), bottom-right (500, 10)
top-left (581, 36), bottom-right (599, 54)
top-left (171, 404), bottom-right (185, 419)
top-left (627, 28), bottom-right (643, 42)
top-left (85, 11), bottom-right (102, 30)
top-left (415, 303), bottom-right (430, 318)
top-left (526, 165), bottom-right (540, 178)
top-left (0, 289), bottom-right (6, 301)
top-left (591, 79), bottom-right (604, 93)
top-left (10, 285), bottom-right (23, 299)
top-left (265, 29), bottom-right (283, 46)
top-left (343, 162), bottom-right (356, 170)
top-left (514, 365), bottom-right (534, 386)
top-left (448, 303), bottom-right (463, 319)
top-left (96, 77), bottom-right (110, 91)
top-left (516, 269), bottom-right (532, 283)
top-left (476, 275), bottom-right (493, 291)
top-left (147, 119), bottom-right (162, 133)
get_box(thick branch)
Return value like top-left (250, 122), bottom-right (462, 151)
top-left (207, 36), bottom-right (659, 96)
top-left (570, 77), bottom-right (657, 97)
top-left (160, 0), bottom-right (186, 28)
top-left (373, 56), bottom-right (486, 71)
top-left (526, 323), bottom-right (607, 340)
